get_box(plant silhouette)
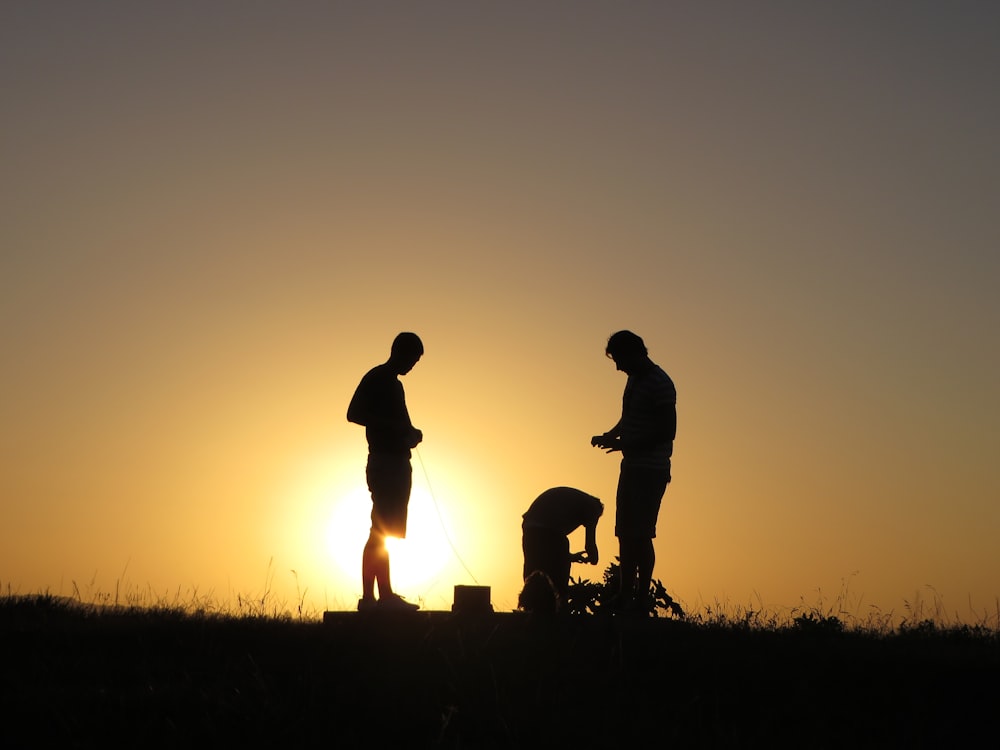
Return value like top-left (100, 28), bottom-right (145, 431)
top-left (565, 558), bottom-right (685, 618)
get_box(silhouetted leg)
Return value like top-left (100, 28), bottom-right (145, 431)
top-left (636, 537), bottom-right (655, 598)
top-left (362, 528), bottom-right (391, 600)
top-left (619, 537), bottom-right (641, 603)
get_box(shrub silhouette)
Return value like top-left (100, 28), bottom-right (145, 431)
top-left (564, 558), bottom-right (685, 618)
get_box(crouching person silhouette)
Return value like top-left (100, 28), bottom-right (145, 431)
top-left (519, 487), bottom-right (603, 614)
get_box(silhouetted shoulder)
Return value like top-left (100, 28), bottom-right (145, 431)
top-left (348, 364), bottom-right (400, 425)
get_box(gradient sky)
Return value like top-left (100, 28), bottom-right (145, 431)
top-left (3, 3), bottom-right (998, 622)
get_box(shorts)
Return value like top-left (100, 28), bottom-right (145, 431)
top-left (366, 453), bottom-right (412, 538)
top-left (614, 460), bottom-right (669, 539)
top-left (521, 525), bottom-right (571, 595)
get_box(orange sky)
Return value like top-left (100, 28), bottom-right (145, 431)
top-left (2, 3), bottom-right (998, 623)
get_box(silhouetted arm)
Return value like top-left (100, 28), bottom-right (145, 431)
top-left (591, 420), bottom-right (622, 452)
top-left (583, 521), bottom-right (599, 565)
top-left (346, 388), bottom-right (368, 426)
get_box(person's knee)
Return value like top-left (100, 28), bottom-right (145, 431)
top-left (365, 530), bottom-right (387, 552)
top-left (619, 536), bottom-right (643, 556)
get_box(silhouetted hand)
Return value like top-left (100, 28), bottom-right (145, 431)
top-left (591, 434), bottom-right (621, 452)
top-left (409, 428), bottom-right (423, 448)
top-left (570, 550), bottom-right (599, 565)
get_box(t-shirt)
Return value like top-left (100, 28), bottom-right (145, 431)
top-left (347, 363), bottom-right (415, 455)
top-left (619, 361), bottom-right (676, 471)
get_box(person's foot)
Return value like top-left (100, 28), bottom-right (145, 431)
top-left (357, 597), bottom-right (378, 613)
top-left (378, 593), bottom-right (420, 612)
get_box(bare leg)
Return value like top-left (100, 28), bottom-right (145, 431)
top-left (618, 537), bottom-right (640, 603)
top-left (636, 537), bottom-right (656, 597)
top-left (362, 528), bottom-right (392, 600)
top-left (620, 537), bottom-right (656, 599)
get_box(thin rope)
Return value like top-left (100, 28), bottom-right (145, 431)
top-left (414, 446), bottom-right (479, 585)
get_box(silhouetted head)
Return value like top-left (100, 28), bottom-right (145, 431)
top-left (605, 330), bottom-right (648, 374)
top-left (518, 570), bottom-right (561, 616)
top-left (389, 332), bottom-right (423, 375)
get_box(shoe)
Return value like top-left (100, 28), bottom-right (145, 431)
top-left (357, 597), bottom-right (378, 613)
top-left (379, 593), bottom-right (420, 612)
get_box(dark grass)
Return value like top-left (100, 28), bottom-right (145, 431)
top-left (2, 595), bottom-right (998, 748)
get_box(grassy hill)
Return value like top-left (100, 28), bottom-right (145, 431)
top-left (2, 594), bottom-right (997, 747)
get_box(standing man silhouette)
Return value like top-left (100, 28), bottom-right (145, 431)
top-left (348, 332), bottom-right (424, 612)
top-left (592, 330), bottom-right (676, 615)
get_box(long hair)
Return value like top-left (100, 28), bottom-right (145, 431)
top-left (518, 570), bottom-right (561, 615)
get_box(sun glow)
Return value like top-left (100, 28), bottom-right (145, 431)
top-left (325, 484), bottom-right (456, 601)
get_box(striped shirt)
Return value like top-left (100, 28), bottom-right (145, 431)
top-left (619, 361), bottom-right (676, 471)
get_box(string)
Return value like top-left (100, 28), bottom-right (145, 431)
top-left (414, 446), bottom-right (479, 585)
